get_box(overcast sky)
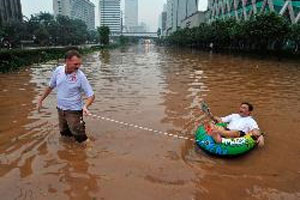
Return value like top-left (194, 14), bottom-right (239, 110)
top-left (20, 0), bottom-right (208, 31)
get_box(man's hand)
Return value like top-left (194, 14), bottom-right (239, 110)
top-left (257, 135), bottom-right (264, 147)
top-left (83, 105), bottom-right (91, 116)
top-left (37, 87), bottom-right (53, 113)
top-left (83, 95), bottom-right (95, 116)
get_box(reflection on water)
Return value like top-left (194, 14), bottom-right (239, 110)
top-left (100, 49), bottom-right (110, 64)
top-left (0, 44), bottom-right (299, 200)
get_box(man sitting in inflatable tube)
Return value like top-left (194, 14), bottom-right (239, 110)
top-left (207, 102), bottom-right (264, 147)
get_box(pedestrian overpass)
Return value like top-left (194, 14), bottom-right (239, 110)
top-left (111, 32), bottom-right (158, 38)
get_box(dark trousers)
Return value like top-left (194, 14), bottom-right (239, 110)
top-left (57, 107), bottom-right (88, 143)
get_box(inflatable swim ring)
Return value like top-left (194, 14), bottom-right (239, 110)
top-left (195, 123), bottom-right (257, 156)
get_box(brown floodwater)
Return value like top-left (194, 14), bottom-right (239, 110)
top-left (0, 44), bottom-right (299, 200)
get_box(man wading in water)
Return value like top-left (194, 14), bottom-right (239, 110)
top-left (37, 50), bottom-right (95, 145)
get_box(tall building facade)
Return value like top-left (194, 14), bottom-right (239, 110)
top-left (165, 0), bottom-right (201, 35)
top-left (166, 0), bottom-right (174, 34)
top-left (206, 0), bottom-right (300, 23)
top-left (0, 0), bottom-right (23, 25)
top-left (53, 0), bottom-right (95, 30)
top-left (124, 0), bottom-right (138, 32)
top-left (99, 0), bottom-right (121, 33)
top-left (158, 4), bottom-right (167, 35)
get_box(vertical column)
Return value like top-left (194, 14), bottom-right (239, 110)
top-left (287, 0), bottom-right (295, 23)
top-left (234, 0), bottom-right (239, 20)
top-left (267, 0), bottom-right (274, 11)
top-left (252, 0), bottom-right (257, 14)
top-left (243, 0), bottom-right (248, 20)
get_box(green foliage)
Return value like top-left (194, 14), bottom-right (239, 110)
top-left (97, 26), bottom-right (110, 45)
top-left (168, 28), bottom-right (195, 46)
top-left (289, 23), bottom-right (300, 51)
top-left (87, 30), bottom-right (99, 43)
top-left (244, 12), bottom-right (290, 50)
top-left (0, 48), bottom-right (66, 72)
top-left (0, 21), bottom-right (26, 46)
top-left (0, 46), bottom-right (103, 73)
top-left (0, 12), bottom-right (93, 47)
top-left (157, 28), bottom-right (161, 37)
top-left (166, 12), bottom-right (294, 54)
top-left (55, 15), bottom-right (88, 45)
top-left (0, 27), bottom-right (4, 37)
top-left (119, 35), bottom-right (129, 46)
top-left (210, 18), bottom-right (237, 49)
top-left (194, 23), bottom-right (213, 48)
top-left (34, 26), bottom-right (50, 45)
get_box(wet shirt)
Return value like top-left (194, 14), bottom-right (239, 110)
top-left (221, 113), bottom-right (259, 133)
top-left (49, 65), bottom-right (94, 111)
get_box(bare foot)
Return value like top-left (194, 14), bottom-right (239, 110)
top-left (210, 131), bottom-right (222, 143)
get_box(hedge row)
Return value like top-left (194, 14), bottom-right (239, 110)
top-left (0, 46), bottom-right (105, 73)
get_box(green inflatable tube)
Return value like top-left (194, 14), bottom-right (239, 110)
top-left (195, 123), bottom-right (257, 156)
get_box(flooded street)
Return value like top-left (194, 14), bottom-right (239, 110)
top-left (0, 44), bottom-right (300, 200)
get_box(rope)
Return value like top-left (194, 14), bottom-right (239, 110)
top-left (87, 114), bottom-right (198, 142)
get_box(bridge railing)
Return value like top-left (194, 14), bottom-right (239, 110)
top-left (110, 32), bottom-right (158, 38)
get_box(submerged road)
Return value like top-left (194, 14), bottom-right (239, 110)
top-left (0, 44), bottom-right (299, 200)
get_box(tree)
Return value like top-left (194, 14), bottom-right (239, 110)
top-left (71, 19), bottom-right (88, 44)
top-left (228, 19), bottom-right (246, 50)
top-left (119, 35), bottom-right (129, 45)
top-left (56, 15), bottom-right (73, 45)
top-left (34, 26), bottom-right (50, 45)
top-left (244, 12), bottom-right (290, 51)
top-left (27, 12), bottom-right (56, 45)
top-left (195, 23), bottom-right (213, 48)
top-left (289, 23), bottom-right (300, 53)
top-left (0, 12), bottom-right (91, 48)
top-left (97, 26), bottom-right (110, 45)
top-left (87, 30), bottom-right (99, 43)
top-left (157, 28), bottom-right (161, 37)
top-left (1, 21), bottom-right (27, 47)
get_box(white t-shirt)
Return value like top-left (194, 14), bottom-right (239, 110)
top-left (49, 65), bottom-right (94, 111)
top-left (221, 114), bottom-right (259, 133)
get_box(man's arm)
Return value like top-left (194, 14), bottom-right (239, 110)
top-left (83, 94), bottom-right (95, 116)
top-left (37, 87), bottom-right (53, 112)
top-left (80, 73), bottom-right (95, 116)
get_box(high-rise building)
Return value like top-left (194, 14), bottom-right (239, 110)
top-left (53, 0), bottom-right (71, 17)
top-left (165, 0), bottom-right (202, 35)
top-left (125, 0), bottom-right (138, 31)
top-left (0, 0), bottom-right (23, 25)
top-left (158, 3), bottom-right (167, 35)
top-left (166, 0), bottom-right (173, 35)
top-left (99, 0), bottom-right (121, 33)
top-left (53, 0), bottom-right (95, 30)
top-left (161, 12), bottom-right (167, 32)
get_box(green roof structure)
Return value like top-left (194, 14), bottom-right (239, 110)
top-left (206, 0), bottom-right (300, 23)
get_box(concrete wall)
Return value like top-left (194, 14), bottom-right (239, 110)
top-left (165, 0), bottom-right (200, 35)
top-left (180, 11), bottom-right (206, 29)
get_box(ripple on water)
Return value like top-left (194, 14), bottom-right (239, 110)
top-left (0, 46), bottom-right (300, 199)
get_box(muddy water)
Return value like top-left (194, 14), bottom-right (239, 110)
top-left (0, 44), bottom-right (299, 200)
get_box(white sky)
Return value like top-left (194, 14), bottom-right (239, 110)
top-left (20, 0), bottom-right (208, 31)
